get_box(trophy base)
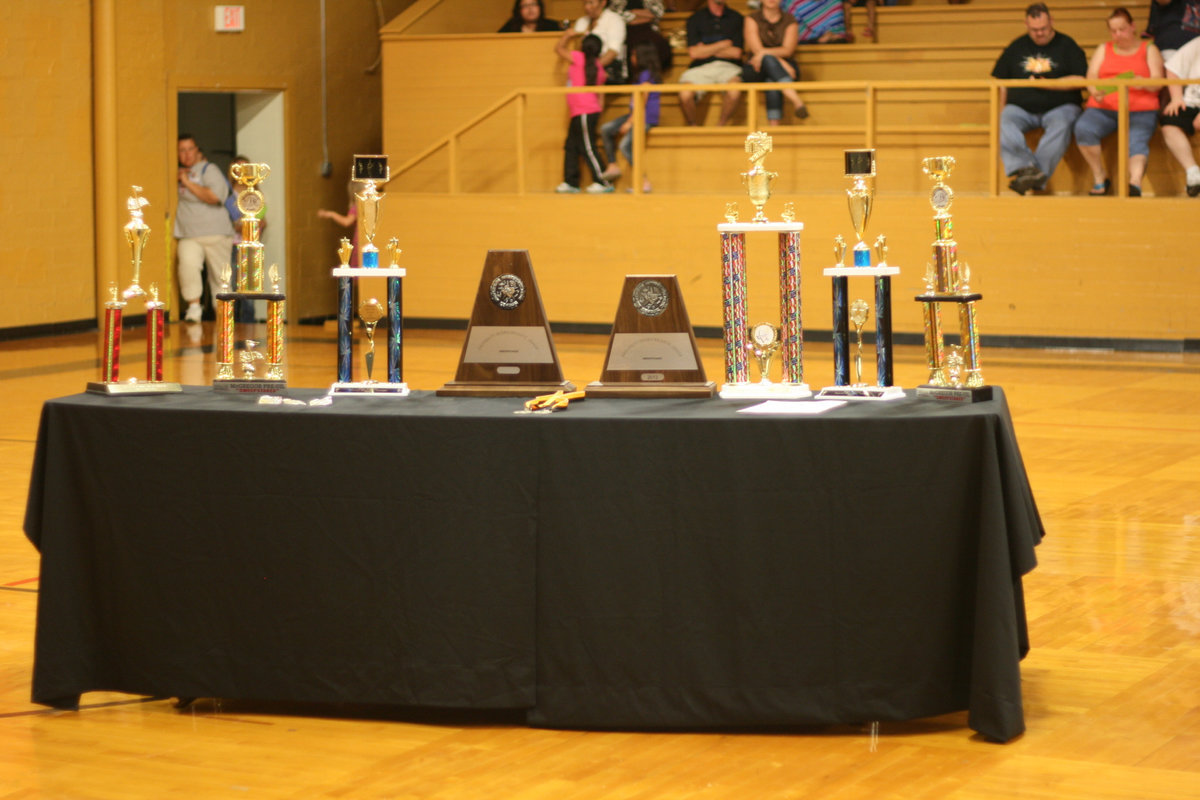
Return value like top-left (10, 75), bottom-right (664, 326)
top-left (330, 381), bottom-right (410, 396)
top-left (213, 379), bottom-right (287, 394)
top-left (585, 381), bottom-right (716, 399)
top-left (815, 385), bottom-right (906, 401)
top-left (437, 380), bottom-right (576, 398)
top-left (719, 381), bottom-right (812, 400)
top-left (916, 384), bottom-right (993, 403)
top-left (86, 380), bottom-right (183, 396)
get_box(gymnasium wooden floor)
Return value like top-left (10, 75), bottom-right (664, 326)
top-left (1, 322), bottom-right (1198, 799)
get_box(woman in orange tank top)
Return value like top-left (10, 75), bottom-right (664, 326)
top-left (1073, 8), bottom-right (1164, 195)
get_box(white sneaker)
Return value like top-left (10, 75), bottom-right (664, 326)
top-left (184, 303), bottom-right (203, 323)
top-left (585, 182), bottom-right (615, 194)
top-left (555, 182), bottom-right (580, 194)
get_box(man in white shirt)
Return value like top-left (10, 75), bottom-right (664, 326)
top-left (573, 0), bottom-right (627, 81)
top-left (174, 135), bottom-right (235, 322)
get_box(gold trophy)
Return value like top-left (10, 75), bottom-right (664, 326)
top-left (845, 149), bottom-right (875, 267)
top-left (87, 188), bottom-right (181, 395)
top-left (741, 131), bottom-right (777, 223)
top-left (746, 323), bottom-right (782, 383)
top-left (818, 151), bottom-right (903, 401)
top-left (358, 298), bottom-right (386, 385)
top-left (122, 186), bottom-right (150, 300)
top-left (215, 162), bottom-right (286, 393)
top-left (850, 299), bottom-right (869, 386)
top-left (353, 155), bottom-right (389, 268)
top-left (716, 131), bottom-right (808, 399)
top-left (915, 155), bottom-right (991, 402)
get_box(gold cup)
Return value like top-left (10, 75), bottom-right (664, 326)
top-left (741, 132), bottom-right (778, 223)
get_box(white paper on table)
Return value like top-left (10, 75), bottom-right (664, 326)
top-left (736, 400), bottom-right (847, 415)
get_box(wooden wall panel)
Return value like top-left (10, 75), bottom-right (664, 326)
top-left (382, 193), bottom-right (1199, 345)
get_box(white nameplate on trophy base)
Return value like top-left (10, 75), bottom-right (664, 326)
top-left (462, 326), bottom-right (555, 364)
top-left (815, 385), bottom-right (905, 401)
top-left (332, 267), bottom-right (407, 278)
top-left (330, 381), bottom-right (410, 396)
top-left (86, 380), bottom-right (183, 396)
top-left (719, 381), bottom-right (812, 400)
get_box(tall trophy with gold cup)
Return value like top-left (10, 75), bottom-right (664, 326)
top-left (214, 162), bottom-right (287, 392)
top-left (716, 131), bottom-right (809, 399)
top-left (818, 150), bottom-right (903, 400)
top-left (329, 155), bottom-right (410, 396)
top-left (87, 187), bottom-right (181, 395)
top-left (914, 156), bottom-right (991, 402)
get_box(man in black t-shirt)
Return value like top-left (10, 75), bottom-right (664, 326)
top-left (991, 4), bottom-right (1088, 194)
top-left (678, 0), bottom-right (745, 125)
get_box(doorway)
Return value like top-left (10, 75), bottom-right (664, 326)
top-left (177, 90), bottom-right (287, 319)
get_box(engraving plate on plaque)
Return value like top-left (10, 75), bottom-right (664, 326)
top-left (605, 333), bottom-right (699, 372)
top-left (462, 326), bottom-right (554, 364)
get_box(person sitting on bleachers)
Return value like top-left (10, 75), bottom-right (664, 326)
top-left (1145, 0), bottom-right (1200, 61)
top-left (783, 0), bottom-right (852, 44)
top-left (678, 0), bottom-right (745, 126)
top-left (1074, 7), bottom-right (1163, 196)
top-left (1160, 35), bottom-right (1200, 195)
top-left (610, 0), bottom-right (673, 80)
top-left (991, 3), bottom-right (1088, 195)
top-left (572, 0), bottom-right (628, 83)
top-left (499, 0), bottom-right (563, 33)
top-left (742, 0), bottom-right (810, 123)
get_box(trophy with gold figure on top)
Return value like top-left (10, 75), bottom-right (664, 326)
top-left (330, 155), bottom-right (410, 396)
top-left (914, 156), bottom-right (991, 401)
top-left (716, 131), bottom-right (808, 399)
top-left (818, 150), bottom-right (903, 400)
top-left (87, 186), bottom-right (181, 395)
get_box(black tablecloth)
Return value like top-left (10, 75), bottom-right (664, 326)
top-left (25, 388), bottom-right (1042, 741)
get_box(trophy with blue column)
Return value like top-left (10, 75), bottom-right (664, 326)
top-left (330, 155), bottom-right (409, 396)
top-left (818, 149), bottom-right (904, 400)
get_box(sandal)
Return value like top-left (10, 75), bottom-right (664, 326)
top-left (1089, 179), bottom-right (1111, 196)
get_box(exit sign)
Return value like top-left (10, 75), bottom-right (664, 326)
top-left (214, 5), bottom-right (245, 32)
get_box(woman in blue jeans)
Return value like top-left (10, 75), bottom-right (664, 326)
top-left (743, 0), bottom-right (809, 123)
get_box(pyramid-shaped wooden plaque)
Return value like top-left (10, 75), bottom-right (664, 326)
top-left (586, 275), bottom-right (715, 398)
top-left (438, 250), bottom-right (574, 397)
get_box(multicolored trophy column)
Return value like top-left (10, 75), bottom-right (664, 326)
top-left (720, 228), bottom-right (749, 386)
top-left (915, 156), bottom-right (991, 402)
top-left (778, 225), bottom-right (804, 386)
top-left (817, 150), bottom-right (903, 401)
top-left (87, 187), bottom-right (181, 395)
top-left (214, 163), bottom-right (287, 393)
top-left (330, 154), bottom-right (409, 397)
top-left (717, 132), bottom-right (810, 400)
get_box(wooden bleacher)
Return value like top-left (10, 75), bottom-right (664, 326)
top-left (376, 0), bottom-right (1200, 348)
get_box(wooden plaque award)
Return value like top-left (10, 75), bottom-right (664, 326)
top-left (585, 275), bottom-right (715, 398)
top-left (437, 250), bottom-right (575, 397)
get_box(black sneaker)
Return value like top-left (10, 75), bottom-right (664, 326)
top-left (1188, 182), bottom-right (1200, 197)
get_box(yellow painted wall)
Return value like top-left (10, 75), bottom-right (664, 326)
top-left (1, 0), bottom-right (413, 334)
top-left (1, 2), bottom-right (96, 329)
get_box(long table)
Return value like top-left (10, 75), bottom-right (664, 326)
top-left (25, 388), bottom-right (1042, 741)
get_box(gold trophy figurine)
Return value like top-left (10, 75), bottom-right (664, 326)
top-left (844, 149), bottom-right (876, 267)
top-left (122, 186), bottom-right (151, 300)
top-left (850, 299), bottom-right (870, 386)
top-left (833, 235), bottom-right (847, 267)
top-left (741, 132), bottom-right (777, 223)
top-left (385, 237), bottom-right (401, 268)
top-left (337, 237), bottom-right (353, 267)
top-left (724, 202), bottom-right (740, 223)
top-left (358, 299), bottom-right (386, 384)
